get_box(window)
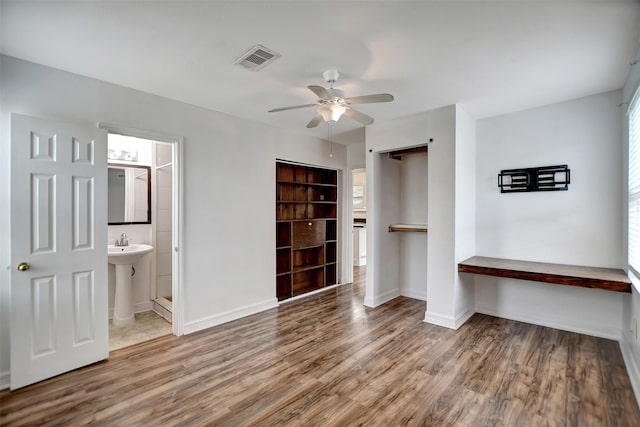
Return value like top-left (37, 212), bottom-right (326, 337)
top-left (629, 87), bottom-right (640, 276)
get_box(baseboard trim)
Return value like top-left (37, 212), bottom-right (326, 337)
top-left (0, 370), bottom-right (9, 391)
top-left (279, 283), bottom-right (342, 304)
top-left (423, 308), bottom-right (475, 330)
top-left (475, 305), bottom-right (621, 340)
top-left (363, 288), bottom-right (400, 308)
top-left (455, 308), bottom-right (475, 329)
top-left (400, 289), bottom-right (427, 301)
top-left (424, 311), bottom-right (456, 329)
top-left (620, 336), bottom-right (640, 410)
top-left (183, 298), bottom-right (278, 335)
top-left (363, 294), bottom-right (375, 308)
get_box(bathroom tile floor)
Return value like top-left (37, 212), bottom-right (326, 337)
top-left (109, 311), bottom-right (172, 351)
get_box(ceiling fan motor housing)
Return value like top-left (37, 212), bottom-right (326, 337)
top-left (323, 69), bottom-right (340, 84)
top-left (324, 88), bottom-right (346, 104)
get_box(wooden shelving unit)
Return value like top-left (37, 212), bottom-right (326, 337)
top-left (276, 162), bottom-right (338, 301)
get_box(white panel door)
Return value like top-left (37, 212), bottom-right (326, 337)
top-left (11, 114), bottom-right (108, 389)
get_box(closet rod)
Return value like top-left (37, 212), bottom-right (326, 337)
top-left (388, 224), bottom-right (428, 233)
top-left (156, 162), bottom-right (173, 170)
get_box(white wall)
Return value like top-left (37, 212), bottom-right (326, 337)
top-left (0, 55), bottom-right (347, 384)
top-left (364, 152), bottom-right (401, 306)
top-left (424, 106), bottom-right (458, 326)
top-left (453, 107), bottom-right (476, 319)
top-left (621, 48), bottom-right (640, 401)
top-left (155, 142), bottom-right (173, 299)
top-left (400, 152), bottom-right (428, 300)
top-left (475, 91), bottom-right (625, 339)
top-left (347, 140), bottom-right (366, 170)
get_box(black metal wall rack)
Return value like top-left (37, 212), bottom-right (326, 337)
top-left (498, 165), bottom-right (570, 193)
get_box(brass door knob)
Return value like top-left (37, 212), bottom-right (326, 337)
top-left (17, 262), bottom-right (30, 271)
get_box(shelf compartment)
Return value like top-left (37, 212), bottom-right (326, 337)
top-left (388, 224), bottom-right (428, 233)
top-left (276, 183), bottom-right (293, 202)
top-left (308, 203), bottom-right (336, 220)
top-left (292, 246), bottom-right (324, 272)
top-left (276, 163), bottom-right (295, 182)
top-left (325, 263), bottom-right (337, 286)
top-left (294, 203), bottom-right (307, 220)
top-left (276, 273), bottom-right (292, 301)
top-left (326, 220), bottom-right (337, 241)
top-left (276, 248), bottom-right (291, 274)
top-left (294, 185), bottom-right (307, 201)
top-left (276, 203), bottom-right (293, 221)
top-left (295, 167), bottom-right (307, 183)
top-left (276, 222), bottom-right (291, 248)
top-left (326, 241), bottom-right (337, 263)
top-left (306, 167), bottom-right (337, 185)
top-left (308, 186), bottom-right (337, 203)
top-left (292, 268), bottom-right (325, 296)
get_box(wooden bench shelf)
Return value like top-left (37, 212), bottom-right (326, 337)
top-left (458, 256), bottom-right (631, 293)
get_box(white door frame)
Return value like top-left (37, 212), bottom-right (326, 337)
top-left (342, 168), bottom-right (355, 285)
top-left (98, 123), bottom-right (184, 336)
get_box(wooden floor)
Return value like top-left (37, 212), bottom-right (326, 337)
top-left (1, 266), bottom-right (639, 426)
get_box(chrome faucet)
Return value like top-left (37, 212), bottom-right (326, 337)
top-left (115, 233), bottom-right (129, 246)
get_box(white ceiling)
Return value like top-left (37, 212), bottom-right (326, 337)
top-left (1, 1), bottom-right (639, 144)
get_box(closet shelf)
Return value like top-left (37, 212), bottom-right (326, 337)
top-left (276, 201), bottom-right (337, 204)
top-left (388, 224), bottom-right (428, 233)
top-left (276, 180), bottom-right (337, 188)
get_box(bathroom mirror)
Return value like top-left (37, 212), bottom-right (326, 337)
top-left (108, 164), bottom-right (151, 225)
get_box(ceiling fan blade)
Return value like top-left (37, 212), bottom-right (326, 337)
top-left (268, 104), bottom-right (317, 113)
top-left (345, 93), bottom-right (394, 104)
top-left (306, 113), bottom-right (323, 128)
top-left (344, 107), bottom-right (374, 125)
top-left (308, 85), bottom-right (333, 100)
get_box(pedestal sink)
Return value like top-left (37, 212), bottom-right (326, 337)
top-left (108, 244), bottom-right (153, 326)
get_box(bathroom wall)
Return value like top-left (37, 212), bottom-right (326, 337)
top-left (155, 142), bottom-right (173, 299)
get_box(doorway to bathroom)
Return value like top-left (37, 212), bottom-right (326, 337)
top-left (104, 126), bottom-right (183, 351)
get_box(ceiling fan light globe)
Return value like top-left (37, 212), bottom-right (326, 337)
top-left (319, 105), bottom-right (346, 122)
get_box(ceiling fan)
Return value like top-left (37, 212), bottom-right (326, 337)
top-left (268, 69), bottom-right (394, 128)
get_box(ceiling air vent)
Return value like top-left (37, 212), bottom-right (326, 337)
top-left (233, 44), bottom-right (281, 71)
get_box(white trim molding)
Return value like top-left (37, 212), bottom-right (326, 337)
top-left (424, 309), bottom-right (474, 330)
top-left (0, 370), bottom-right (9, 391)
top-left (364, 288), bottom-right (400, 308)
top-left (424, 311), bottom-right (457, 329)
top-left (279, 283), bottom-right (343, 304)
top-left (183, 298), bottom-right (278, 335)
top-left (400, 289), bottom-right (427, 301)
top-left (454, 308), bottom-right (475, 329)
top-left (620, 337), bottom-right (640, 409)
top-left (475, 305), bottom-right (621, 341)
